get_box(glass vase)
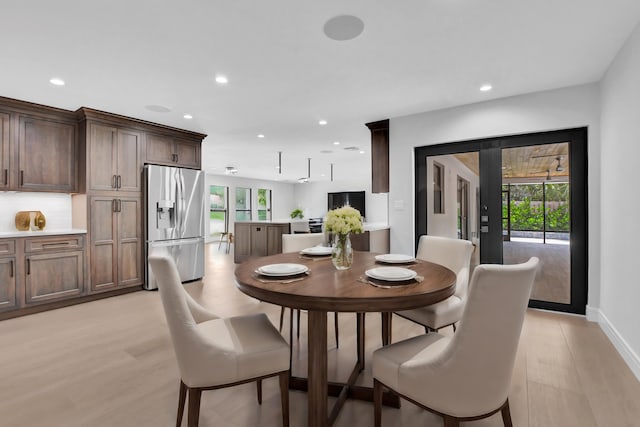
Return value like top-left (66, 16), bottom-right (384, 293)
top-left (332, 233), bottom-right (353, 270)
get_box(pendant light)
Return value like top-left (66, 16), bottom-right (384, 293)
top-left (278, 151), bottom-right (282, 174)
top-left (331, 163), bottom-right (334, 182)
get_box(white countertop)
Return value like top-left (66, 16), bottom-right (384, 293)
top-left (363, 223), bottom-right (390, 232)
top-left (0, 229), bottom-right (87, 238)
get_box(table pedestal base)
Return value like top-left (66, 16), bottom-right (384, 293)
top-left (301, 311), bottom-right (400, 426)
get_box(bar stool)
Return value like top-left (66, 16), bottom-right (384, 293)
top-left (218, 232), bottom-right (233, 253)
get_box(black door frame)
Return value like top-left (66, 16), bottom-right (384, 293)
top-left (415, 127), bottom-right (588, 314)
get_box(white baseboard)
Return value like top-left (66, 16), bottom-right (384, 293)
top-left (587, 306), bottom-right (640, 382)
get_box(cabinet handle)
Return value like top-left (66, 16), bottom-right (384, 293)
top-left (3, 169), bottom-right (6, 186)
top-left (112, 174), bottom-right (117, 189)
top-left (117, 199), bottom-right (122, 212)
top-left (42, 242), bottom-right (71, 249)
top-left (26, 259), bottom-right (30, 275)
top-left (9, 260), bottom-right (14, 278)
top-left (20, 170), bottom-right (24, 186)
top-left (117, 175), bottom-right (122, 189)
top-left (112, 199), bottom-right (117, 212)
top-left (175, 153), bottom-right (179, 163)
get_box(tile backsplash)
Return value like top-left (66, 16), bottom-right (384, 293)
top-left (0, 193), bottom-right (72, 232)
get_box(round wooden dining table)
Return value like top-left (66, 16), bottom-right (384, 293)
top-left (235, 250), bottom-right (456, 427)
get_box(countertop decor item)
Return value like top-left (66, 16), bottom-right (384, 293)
top-left (324, 206), bottom-right (363, 270)
top-left (13, 210), bottom-right (46, 231)
top-left (15, 211), bottom-right (31, 231)
top-left (32, 211), bottom-right (46, 230)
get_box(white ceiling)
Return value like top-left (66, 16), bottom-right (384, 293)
top-left (2, 1), bottom-right (639, 183)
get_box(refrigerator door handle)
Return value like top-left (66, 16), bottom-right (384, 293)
top-left (178, 169), bottom-right (186, 235)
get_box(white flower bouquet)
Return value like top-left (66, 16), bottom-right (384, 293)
top-left (325, 206), bottom-right (363, 270)
top-left (324, 206), bottom-right (363, 236)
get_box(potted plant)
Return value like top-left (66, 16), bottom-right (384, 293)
top-left (290, 208), bottom-right (304, 219)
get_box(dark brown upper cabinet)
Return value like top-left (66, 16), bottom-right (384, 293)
top-left (145, 132), bottom-right (201, 169)
top-left (0, 97), bottom-right (78, 193)
top-left (0, 112), bottom-right (9, 190)
top-left (365, 119), bottom-right (389, 193)
top-left (86, 122), bottom-right (142, 193)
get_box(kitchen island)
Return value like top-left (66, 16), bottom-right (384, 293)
top-left (233, 221), bottom-right (292, 263)
top-left (233, 220), bottom-right (390, 263)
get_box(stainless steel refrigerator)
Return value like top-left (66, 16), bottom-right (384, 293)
top-left (144, 164), bottom-right (205, 290)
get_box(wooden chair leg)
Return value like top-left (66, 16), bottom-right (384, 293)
top-left (296, 309), bottom-right (301, 339)
top-left (279, 307), bottom-right (285, 332)
top-left (334, 312), bottom-right (339, 348)
top-left (279, 372), bottom-right (290, 427)
top-left (373, 379), bottom-right (383, 427)
top-left (256, 379), bottom-right (263, 404)
top-left (443, 415), bottom-right (460, 427)
top-left (501, 399), bottom-right (513, 427)
top-left (452, 323), bottom-right (457, 333)
top-left (289, 309), bottom-right (294, 369)
top-left (187, 388), bottom-right (202, 427)
top-left (176, 381), bottom-right (187, 427)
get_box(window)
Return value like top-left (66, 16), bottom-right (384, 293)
top-left (257, 188), bottom-right (272, 221)
top-left (209, 185), bottom-right (228, 236)
top-left (433, 162), bottom-right (445, 214)
top-left (235, 187), bottom-right (252, 221)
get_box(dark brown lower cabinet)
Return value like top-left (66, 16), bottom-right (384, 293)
top-left (24, 251), bottom-right (83, 304)
top-left (89, 195), bottom-right (142, 292)
top-left (0, 235), bottom-right (87, 314)
top-left (23, 235), bottom-right (86, 306)
top-left (0, 256), bottom-right (17, 312)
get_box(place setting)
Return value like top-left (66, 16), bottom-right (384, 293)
top-left (253, 263), bottom-right (310, 284)
top-left (359, 265), bottom-right (424, 288)
top-left (298, 245), bottom-right (333, 261)
top-left (374, 253), bottom-right (417, 265)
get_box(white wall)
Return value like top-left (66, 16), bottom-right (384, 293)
top-left (293, 179), bottom-right (388, 225)
top-left (599, 22), bottom-right (640, 377)
top-left (426, 155), bottom-right (479, 239)
top-left (389, 84), bottom-right (602, 312)
top-left (0, 193), bottom-right (73, 231)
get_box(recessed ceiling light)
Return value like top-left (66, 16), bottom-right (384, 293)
top-left (333, 141), bottom-right (340, 145)
top-left (359, 150), bottom-right (365, 154)
top-left (480, 84), bottom-right (493, 92)
top-left (257, 134), bottom-right (265, 138)
top-left (318, 120), bottom-right (328, 125)
top-left (49, 78), bottom-right (65, 86)
top-left (320, 150), bottom-right (333, 154)
top-left (215, 75), bottom-right (228, 84)
top-left (183, 114), bottom-right (193, 119)
top-left (323, 15), bottom-right (365, 41)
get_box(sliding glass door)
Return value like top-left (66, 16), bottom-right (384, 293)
top-left (415, 128), bottom-right (587, 314)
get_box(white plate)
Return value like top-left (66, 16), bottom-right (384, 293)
top-left (257, 263), bottom-right (308, 277)
top-left (365, 267), bottom-right (417, 282)
top-left (300, 246), bottom-right (333, 256)
top-left (375, 254), bottom-right (415, 264)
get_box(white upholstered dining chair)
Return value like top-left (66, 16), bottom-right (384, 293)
top-left (148, 253), bottom-right (290, 427)
top-left (372, 257), bottom-right (539, 427)
top-left (280, 233), bottom-right (340, 347)
top-left (395, 235), bottom-right (474, 333)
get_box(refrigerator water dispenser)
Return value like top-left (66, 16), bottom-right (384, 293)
top-left (156, 200), bottom-right (175, 229)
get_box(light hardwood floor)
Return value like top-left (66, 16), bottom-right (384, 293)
top-left (1, 244), bottom-right (639, 427)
